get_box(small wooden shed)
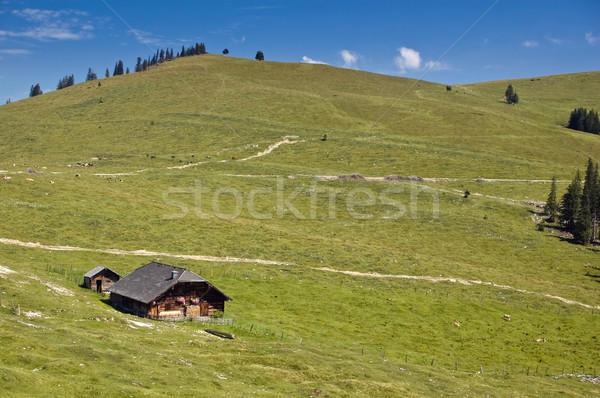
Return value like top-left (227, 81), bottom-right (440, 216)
top-left (83, 266), bottom-right (121, 293)
top-left (107, 262), bottom-right (231, 320)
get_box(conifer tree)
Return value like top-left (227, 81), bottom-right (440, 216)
top-left (105, 68), bottom-right (110, 78)
top-left (86, 67), bottom-right (97, 81)
top-left (29, 83), bottom-right (43, 97)
top-left (582, 158), bottom-right (600, 240)
top-left (560, 170), bottom-right (582, 233)
top-left (545, 177), bottom-right (559, 222)
top-left (574, 194), bottom-right (593, 245)
top-left (255, 51), bottom-right (265, 61)
top-left (135, 57), bottom-right (142, 72)
top-left (504, 84), bottom-right (519, 104)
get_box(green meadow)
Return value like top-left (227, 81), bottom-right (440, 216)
top-left (0, 54), bottom-right (599, 396)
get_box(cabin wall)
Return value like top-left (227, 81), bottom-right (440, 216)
top-left (152, 282), bottom-right (226, 319)
top-left (85, 270), bottom-right (120, 292)
top-left (110, 293), bottom-right (150, 316)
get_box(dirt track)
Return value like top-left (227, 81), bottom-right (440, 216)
top-left (0, 238), bottom-right (287, 265)
top-left (312, 266), bottom-right (599, 309)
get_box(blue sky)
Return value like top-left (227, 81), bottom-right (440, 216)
top-left (1, 0), bottom-right (598, 103)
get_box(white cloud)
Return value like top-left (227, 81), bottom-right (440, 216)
top-left (545, 35), bottom-right (564, 45)
top-left (340, 49), bottom-right (358, 68)
top-left (394, 47), bottom-right (421, 73)
top-left (0, 27), bottom-right (87, 40)
top-left (586, 32), bottom-right (599, 44)
top-left (0, 49), bottom-right (31, 55)
top-left (232, 35), bottom-right (246, 44)
top-left (302, 56), bottom-right (327, 65)
top-left (128, 29), bottom-right (164, 46)
top-left (6, 8), bottom-right (92, 41)
top-left (424, 60), bottom-right (450, 71)
top-left (522, 40), bottom-right (539, 47)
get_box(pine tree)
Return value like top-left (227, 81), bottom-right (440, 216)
top-left (126, 67), bottom-right (130, 74)
top-left (582, 158), bottom-right (600, 240)
top-left (29, 83), bottom-right (43, 97)
top-left (181, 45), bottom-right (186, 57)
top-left (135, 57), bottom-right (142, 72)
top-left (255, 51), bottom-right (265, 61)
top-left (57, 74), bottom-right (74, 89)
top-left (199, 42), bottom-right (206, 54)
top-left (86, 67), bottom-right (97, 81)
top-left (105, 68), bottom-right (110, 78)
top-left (560, 170), bottom-right (582, 233)
top-left (567, 108), bottom-right (600, 134)
top-left (574, 194), bottom-right (593, 245)
top-left (159, 49), bottom-right (165, 63)
top-left (118, 60), bottom-right (124, 75)
top-left (545, 177), bottom-right (559, 222)
top-left (504, 84), bottom-right (519, 104)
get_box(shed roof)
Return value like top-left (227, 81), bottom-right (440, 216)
top-left (107, 262), bottom-right (230, 304)
top-left (83, 266), bottom-right (121, 279)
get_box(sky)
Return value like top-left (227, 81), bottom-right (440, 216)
top-left (0, 0), bottom-right (599, 103)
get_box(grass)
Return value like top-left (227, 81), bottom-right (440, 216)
top-left (0, 54), bottom-right (599, 396)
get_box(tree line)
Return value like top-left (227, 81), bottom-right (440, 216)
top-left (545, 158), bottom-right (600, 245)
top-left (29, 41), bottom-right (208, 97)
top-left (25, 43), bottom-right (270, 99)
top-left (567, 108), bottom-right (600, 135)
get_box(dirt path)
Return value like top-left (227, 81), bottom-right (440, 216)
top-left (239, 136), bottom-right (301, 161)
top-left (312, 266), bottom-right (599, 309)
top-left (91, 136), bottom-right (302, 175)
top-left (1, 238), bottom-right (595, 308)
top-left (0, 238), bottom-right (288, 265)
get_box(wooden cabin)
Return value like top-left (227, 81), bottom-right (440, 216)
top-left (83, 266), bottom-right (121, 293)
top-left (107, 262), bottom-right (231, 320)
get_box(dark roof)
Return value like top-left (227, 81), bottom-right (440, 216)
top-left (83, 266), bottom-right (121, 279)
top-left (107, 262), bottom-right (231, 304)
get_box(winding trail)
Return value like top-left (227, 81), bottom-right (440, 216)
top-left (92, 136), bottom-right (302, 175)
top-left (238, 135), bottom-right (301, 161)
top-left (0, 237), bottom-right (595, 309)
top-left (313, 266), bottom-right (599, 309)
top-left (0, 238), bottom-right (287, 265)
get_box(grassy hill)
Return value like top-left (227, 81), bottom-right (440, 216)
top-left (0, 54), bottom-right (599, 396)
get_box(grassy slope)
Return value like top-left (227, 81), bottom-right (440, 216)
top-left (0, 55), bottom-right (599, 396)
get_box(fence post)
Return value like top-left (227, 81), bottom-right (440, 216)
top-left (0, 292), bottom-right (2, 307)
top-left (527, 367), bottom-right (530, 376)
top-left (17, 304), bottom-right (20, 317)
top-left (480, 365), bottom-right (483, 374)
